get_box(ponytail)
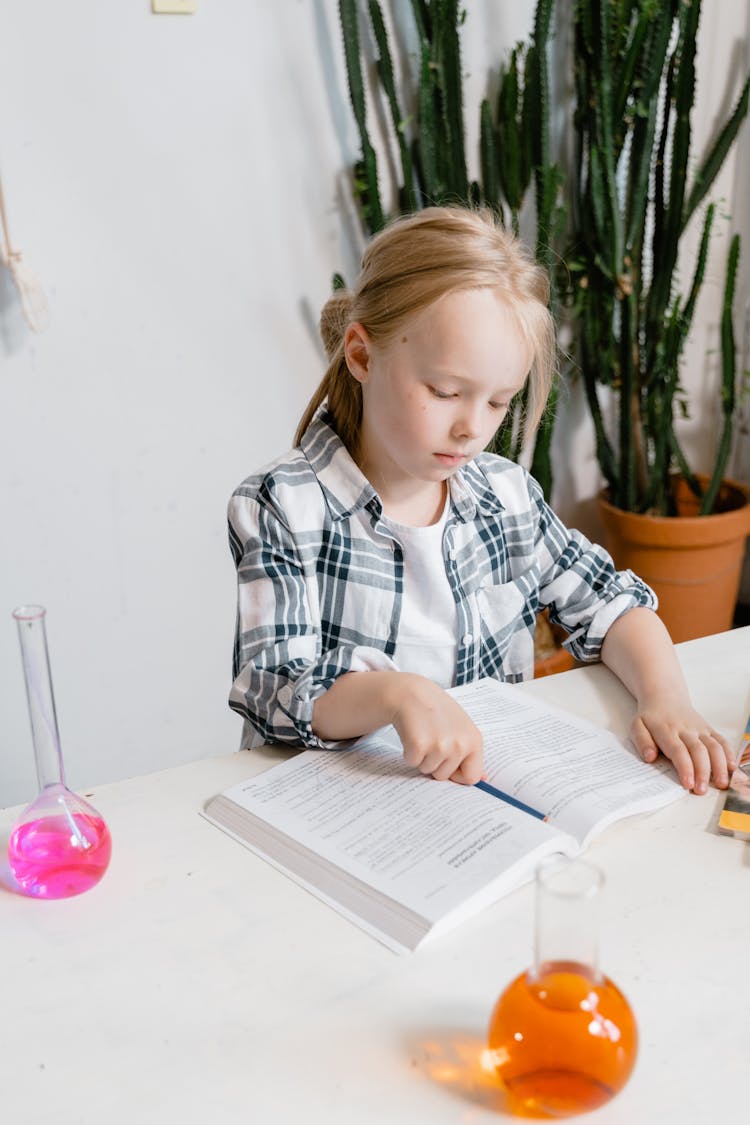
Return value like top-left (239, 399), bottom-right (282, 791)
top-left (294, 289), bottom-right (362, 449)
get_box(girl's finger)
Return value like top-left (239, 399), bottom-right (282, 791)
top-left (712, 730), bottom-right (737, 773)
top-left (431, 754), bottom-right (460, 781)
top-left (700, 733), bottom-right (731, 789)
top-left (451, 746), bottom-right (483, 786)
top-left (654, 732), bottom-right (695, 790)
top-left (679, 733), bottom-right (711, 793)
top-left (419, 749), bottom-right (447, 776)
top-left (631, 715), bottom-right (658, 764)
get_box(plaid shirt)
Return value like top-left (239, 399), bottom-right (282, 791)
top-left (228, 406), bottom-right (656, 749)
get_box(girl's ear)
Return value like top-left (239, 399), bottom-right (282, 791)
top-left (344, 322), bottom-right (372, 384)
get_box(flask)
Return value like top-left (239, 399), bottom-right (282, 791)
top-left (7, 605), bottom-right (112, 898)
top-left (486, 856), bottom-right (637, 1117)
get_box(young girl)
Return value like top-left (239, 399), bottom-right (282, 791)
top-left (228, 206), bottom-right (734, 794)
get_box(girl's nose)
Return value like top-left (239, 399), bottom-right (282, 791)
top-left (452, 402), bottom-right (483, 439)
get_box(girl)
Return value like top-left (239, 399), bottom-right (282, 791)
top-left (228, 207), bottom-right (734, 793)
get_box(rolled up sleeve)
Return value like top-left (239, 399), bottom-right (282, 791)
top-left (228, 493), bottom-right (396, 749)
top-left (528, 477), bottom-right (657, 663)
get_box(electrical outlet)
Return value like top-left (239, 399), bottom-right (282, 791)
top-left (152, 0), bottom-right (197, 13)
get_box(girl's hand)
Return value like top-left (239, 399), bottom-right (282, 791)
top-left (600, 608), bottom-right (735, 795)
top-left (390, 675), bottom-right (484, 784)
top-left (630, 696), bottom-right (736, 794)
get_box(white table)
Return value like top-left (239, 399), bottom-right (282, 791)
top-left (2, 628), bottom-right (749, 1125)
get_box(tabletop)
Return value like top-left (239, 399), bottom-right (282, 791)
top-left (2, 626), bottom-right (749, 1125)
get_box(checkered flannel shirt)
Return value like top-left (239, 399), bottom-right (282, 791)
top-left (228, 406), bottom-right (656, 749)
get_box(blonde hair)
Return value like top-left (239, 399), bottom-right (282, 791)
top-left (295, 206), bottom-right (556, 452)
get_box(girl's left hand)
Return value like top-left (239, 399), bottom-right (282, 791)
top-left (630, 698), bottom-right (736, 793)
top-left (600, 608), bottom-right (736, 795)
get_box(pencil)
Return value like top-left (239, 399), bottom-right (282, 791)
top-left (475, 779), bottom-right (548, 822)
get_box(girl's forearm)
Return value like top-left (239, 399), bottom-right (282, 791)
top-left (312, 670), bottom-right (416, 741)
top-left (313, 668), bottom-right (484, 784)
top-left (600, 607), bottom-right (689, 705)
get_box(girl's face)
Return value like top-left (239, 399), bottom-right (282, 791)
top-left (345, 287), bottom-right (531, 520)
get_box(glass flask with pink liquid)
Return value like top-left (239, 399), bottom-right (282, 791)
top-left (8, 605), bottom-right (112, 898)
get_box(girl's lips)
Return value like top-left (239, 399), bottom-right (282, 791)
top-left (434, 452), bottom-right (466, 465)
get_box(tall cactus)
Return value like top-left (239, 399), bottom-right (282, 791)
top-left (703, 233), bottom-right (742, 515)
top-left (525, 0), bottom-right (562, 498)
top-left (339, 0), bottom-right (385, 231)
top-left (335, 0), bottom-right (563, 501)
top-left (568, 0), bottom-right (749, 515)
top-left (367, 1), bottom-right (419, 213)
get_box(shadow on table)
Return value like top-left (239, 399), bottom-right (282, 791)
top-left (404, 1026), bottom-right (514, 1116)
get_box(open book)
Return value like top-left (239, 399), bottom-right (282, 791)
top-left (203, 679), bottom-right (684, 952)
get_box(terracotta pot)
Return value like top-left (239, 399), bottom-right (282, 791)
top-left (534, 645), bottom-right (576, 678)
top-left (598, 476), bottom-right (750, 643)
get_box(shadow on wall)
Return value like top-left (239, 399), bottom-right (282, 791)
top-left (0, 263), bottom-right (27, 356)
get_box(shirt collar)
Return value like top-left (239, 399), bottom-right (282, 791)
top-left (451, 458), bottom-right (507, 521)
top-left (299, 404), bottom-right (506, 523)
top-left (299, 406), bottom-right (378, 520)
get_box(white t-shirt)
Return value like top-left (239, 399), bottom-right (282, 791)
top-left (380, 498), bottom-right (458, 688)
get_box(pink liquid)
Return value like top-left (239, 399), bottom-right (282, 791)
top-left (8, 812), bottom-right (112, 898)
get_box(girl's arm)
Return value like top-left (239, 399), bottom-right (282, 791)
top-left (230, 482), bottom-right (482, 780)
top-left (600, 607), bottom-right (736, 793)
top-left (312, 671), bottom-right (484, 784)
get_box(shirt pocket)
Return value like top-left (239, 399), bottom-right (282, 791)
top-left (476, 576), bottom-right (536, 677)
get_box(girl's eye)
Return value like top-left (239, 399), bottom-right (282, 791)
top-left (489, 401), bottom-right (506, 411)
top-left (429, 387), bottom-right (455, 400)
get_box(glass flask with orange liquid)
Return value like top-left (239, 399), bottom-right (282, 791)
top-left (487, 856), bottom-right (637, 1118)
top-left (7, 605), bottom-right (112, 898)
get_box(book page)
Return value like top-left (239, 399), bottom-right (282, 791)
top-left (211, 734), bottom-right (568, 929)
top-left (450, 680), bottom-right (683, 844)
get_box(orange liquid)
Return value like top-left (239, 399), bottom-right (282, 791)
top-left (487, 961), bottom-right (637, 1119)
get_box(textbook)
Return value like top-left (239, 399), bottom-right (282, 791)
top-left (203, 679), bottom-right (684, 953)
top-left (717, 711), bottom-right (750, 839)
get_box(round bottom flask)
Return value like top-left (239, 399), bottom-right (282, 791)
top-left (8, 783), bottom-right (111, 899)
top-left (8, 606), bottom-right (112, 899)
top-left (487, 857), bottom-right (637, 1118)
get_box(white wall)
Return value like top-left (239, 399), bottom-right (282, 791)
top-left (676, 0), bottom-right (750, 488)
top-left (1, 0), bottom-right (365, 805)
top-left (1, 1), bottom-right (748, 807)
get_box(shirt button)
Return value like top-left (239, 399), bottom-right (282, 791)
top-left (278, 685), bottom-right (293, 708)
top-left (462, 632), bottom-right (473, 646)
top-left (448, 547), bottom-right (458, 560)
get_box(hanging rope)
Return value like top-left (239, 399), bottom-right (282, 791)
top-left (0, 174), bottom-right (49, 332)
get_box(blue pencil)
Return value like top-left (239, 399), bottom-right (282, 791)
top-left (475, 779), bottom-right (548, 822)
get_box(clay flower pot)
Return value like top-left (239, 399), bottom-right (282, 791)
top-left (598, 476), bottom-right (750, 643)
top-left (533, 609), bottom-right (576, 678)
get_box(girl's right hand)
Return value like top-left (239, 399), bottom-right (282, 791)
top-left (390, 674), bottom-right (484, 784)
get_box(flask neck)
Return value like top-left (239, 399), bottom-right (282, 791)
top-left (533, 857), bottom-right (602, 979)
top-left (13, 606), bottom-right (66, 791)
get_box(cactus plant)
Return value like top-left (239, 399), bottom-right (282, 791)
top-left (335, 0), bottom-right (563, 500)
top-left (567, 0), bottom-right (749, 516)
